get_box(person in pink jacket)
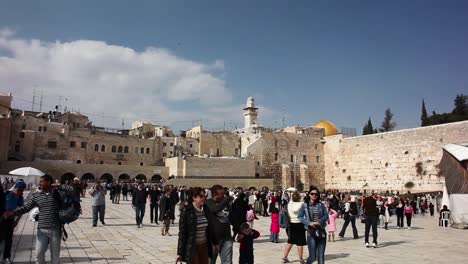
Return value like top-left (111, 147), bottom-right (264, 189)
top-left (270, 208), bottom-right (280, 243)
top-left (404, 201), bottom-right (415, 229)
top-left (326, 208), bottom-right (339, 242)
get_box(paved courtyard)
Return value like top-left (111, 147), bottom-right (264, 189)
top-left (9, 192), bottom-right (468, 264)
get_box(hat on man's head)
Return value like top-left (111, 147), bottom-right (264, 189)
top-left (14, 181), bottom-right (26, 190)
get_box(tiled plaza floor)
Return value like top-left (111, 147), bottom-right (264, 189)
top-left (9, 192), bottom-right (468, 263)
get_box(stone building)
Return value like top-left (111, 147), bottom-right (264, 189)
top-left (2, 94), bottom-right (468, 192)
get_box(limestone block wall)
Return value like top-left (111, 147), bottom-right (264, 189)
top-left (324, 121), bottom-right (468, 193)
top-left (199, 132), bottom-right (241, 157)
top-left (245, 131), bottom-right (325, 189)
top-left (0, 119), bottom-right (11, 161)
top-left (182, 157), bottom-right (255, 177)
top-left (167, 178), bottom-right (274, 189)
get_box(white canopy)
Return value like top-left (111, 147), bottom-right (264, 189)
top-left (9, 167), bottom-right (45, 187)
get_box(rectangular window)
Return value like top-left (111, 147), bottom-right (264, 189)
top-left (70, 141), bottom-right (76, 148)
top-left (163, 142), bottom-right (167, 146)
top-left (48, 141), bottom-right (57, 149)
top-left (170, 143), bottom-right (174, 146)
top-left (163, 153), bottom-right (167, 157)
top-left (43, 126), bottom-right (47, 132)
top-left (290, 155), bottom-right (294, 162)
top-left (81, 142), bottom-right (87, 149)
top-left (38, 126), bottom-right (42, 132)
top-left (315, 144), bottom-right (318, 150)
top-left (275, 153), bottom-right (278, 161)
top-left (169, 151), bottom-right (173, 155)
top-left (303, 155), bottom-right (307, 162)
top-left (296, 140), bottom-right (299, 147)
top-left (189, 144), bottom-right (193, 148)
top-left (316, 156), bottom-right (320, 163)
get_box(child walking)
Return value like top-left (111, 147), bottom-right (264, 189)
top-left (246, 205), bottom-right (259, 229)
top-left (238, 223), bottom-right (260, 264)
top-left (270, 207), bottom-right (280, 243)
top-left (161, 208), bottom-right (172, 236)
top-left (327, 207), bottom-right (338, 242)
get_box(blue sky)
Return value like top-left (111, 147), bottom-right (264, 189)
top-left (1, 0), bottom-right (467, 133)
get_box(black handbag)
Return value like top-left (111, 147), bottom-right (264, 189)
top-left (306, 202), bottom-right (326, 240)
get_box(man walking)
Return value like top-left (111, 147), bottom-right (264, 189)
top-left (2, 181), bottom-right (26, 264)
top-left (362, 192), bottom-right (380, 248)
top-left (3, 175), bottom-right (74, 264)
top-left (132, 181), bottom-right (147, 228)
top-left (113, 182), bottom-right (121, 204)
top-left (338, 194), bottom-right (359, 239)
top-left (89, 181), bottom-right (107, 227)
top-left (169, 185), bottom-right (179, 224)
top-left (149, 185), bottom-right (160, 224)
top-left (206, 184), bottom-right (234, 264)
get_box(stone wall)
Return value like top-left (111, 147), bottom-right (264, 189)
top-left (0, 119), bottom-right (11, 161)
top-left (167, 177), bottom-right (274, 189)
top-left (166, 156), bottom-right (255, 177)
top-left (245, 131), bottom-right (325, 189)
top-left (199, 132), bottom-right (241, 157)
top-left (324, 121), bottom-right (468, 193)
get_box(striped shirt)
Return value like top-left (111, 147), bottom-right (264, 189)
top-left (194, 205), bottom-right (208, 244)
top-left (13, 185), bottom-right (74, 229)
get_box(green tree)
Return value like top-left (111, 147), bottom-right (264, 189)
top-left (362, 117), bottom-right (374, 135)
top-left (452, 94), bottom-right (468, 118)
top-left (421, 99), bottom-right (429, 126)
top-left (381, 108), bottom-right (396, 131)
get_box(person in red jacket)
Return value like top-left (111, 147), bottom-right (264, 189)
top-left (270, 207), bottom-right (280, 243)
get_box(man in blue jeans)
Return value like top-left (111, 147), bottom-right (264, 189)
top-left (89, 181), bottom-right (107, 227)
top-left (4, 175), bottom-right (74, 264)
top-left (3, 181), bottom-right (26, 264)
top-left (362, 192), bottom-right (380, 248)
top-left (206, 185), bottom-right (234, 264)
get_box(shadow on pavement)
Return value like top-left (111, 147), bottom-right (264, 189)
top-left (325, 253), bottom-right (350, 260)
top-left (377, 240), bottom-right (408, 247)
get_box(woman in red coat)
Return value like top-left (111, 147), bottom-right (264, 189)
top-left (270, 208), bottom-right (280, 242)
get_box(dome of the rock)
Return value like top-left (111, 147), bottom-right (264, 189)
top-left (313, 120), bottom-right (338, 136)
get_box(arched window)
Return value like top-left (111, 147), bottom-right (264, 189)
top-left (146, 147), bottom-right (150, 154)
top-left (76, 160), bottom-right (82, 164)
top-left (101, 145), bottom-right (106, 152)
top-left (117, 162), bottom-right (122, 165)
top-left (112, 146), bottom-right (117, 153)
top-left (118, 146), bottom-right (123, 153)
top-left (139, 162), bottom-right (144, 166)
top-left (94, 144), bottom-right (99, 152)
top-left (140, 147), bottom-right (144, 154)
top-left (124, 146), bottom-right (129, 153)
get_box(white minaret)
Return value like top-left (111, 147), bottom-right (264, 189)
top-left (243, 96), bottom-right (258, 129)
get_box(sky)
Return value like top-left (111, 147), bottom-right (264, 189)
top-left (1, 0), bottom-right (467, 134)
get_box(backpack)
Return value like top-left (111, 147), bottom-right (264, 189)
top-left (54, 187), bottom-right (81, 241)
top-left (349, 202), bottom-right (358, 216)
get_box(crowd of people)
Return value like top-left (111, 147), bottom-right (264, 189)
top-left (0, 175), bottom-right (451, 264)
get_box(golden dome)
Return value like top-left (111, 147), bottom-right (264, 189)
top-left (313, 120), bottom-right (338, 136)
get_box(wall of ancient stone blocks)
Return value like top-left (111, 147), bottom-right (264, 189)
top-left (324, 120), bottom-right (468, 193)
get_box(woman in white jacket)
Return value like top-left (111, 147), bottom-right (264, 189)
top-left (282, 192), bottom-right (306, 264)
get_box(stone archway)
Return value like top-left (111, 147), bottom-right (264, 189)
top-left (100, 173), bottom-right (114, 183)
top-left (151, 174), bottom-right (162, 183)
top-left (135, 174), bottom-right (147, 182)
top-left (61, 172), bottom-right (76, 184)
top-left (119, 174), bottom-right (130, 181)
top-left (81, 173), bottom-right (96, 182)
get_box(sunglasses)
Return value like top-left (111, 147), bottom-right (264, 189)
top-left (309, 192), bottom-right (319, 196)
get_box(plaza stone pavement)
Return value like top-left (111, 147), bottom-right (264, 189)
top-left (9, 195), bottom-right (468, 264)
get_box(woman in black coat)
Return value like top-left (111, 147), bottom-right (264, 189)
top-left (231, 192), bottom-right (249, 241)
top-left (176, 187), bottom-right (213, 264)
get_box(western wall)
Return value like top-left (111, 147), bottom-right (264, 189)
top-left (324, 120), bottom-right (468, 193)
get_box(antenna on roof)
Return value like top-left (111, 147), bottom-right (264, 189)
top-left (281, 106), bottom-right (286, 127)
top-left (32, 87), bottom-right (37, 112)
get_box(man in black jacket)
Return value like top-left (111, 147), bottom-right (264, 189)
top-left (206, 184), bottom-right (234, 264)
top-left (363, 192), bottom-right (380, 248)
top-left (132, 182), bottom-right (147, 228)
top-left (170, 185), bottom-right (180, 224)
top-left (149, 185), bottom-right (161, 224)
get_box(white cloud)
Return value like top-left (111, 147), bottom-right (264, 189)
top-left (0, 30), bottom-right (239, 131)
